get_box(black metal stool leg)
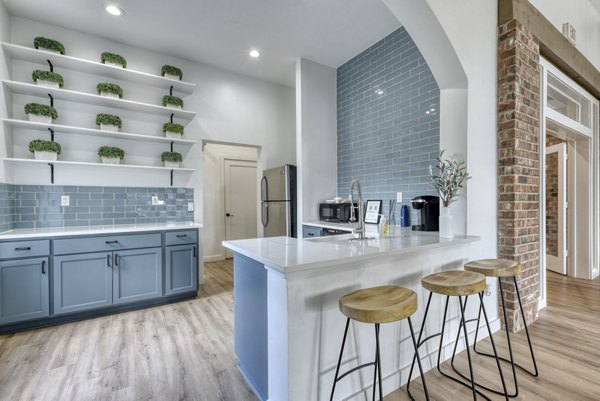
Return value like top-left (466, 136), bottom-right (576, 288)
top-left (407, 291), bottom-right (433, 400)
top-left (375, 323), bottom-right (383, 401)
top-left (330, 318), bottom-right (350, 401)
top-left (435, 296), bottom-right (450, 372)
top-left (514, 276), bottom-right (539, 377)
top-left (459, 296), bottom-right (478, 401)
top-left (372, 325), bottom-right (378, 401)
top-left (408, 316), bottom-right (430, 401)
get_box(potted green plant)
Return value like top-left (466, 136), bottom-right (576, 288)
top-left (97, 82), bottom-right (123, 99)
top-left (163, 122), bottom-right (184, 139)
top-left (24, 103), bottom-right (58, 124)
top-left (101, 52), bottom-right (127, 68)
top-left (33, 37), bottom-right (65, 55)
top-left (32, 70), bottom-right (64, 89)
top-left (96, 113), bottom-right (122, 132)
top-left (161, 151), bottom-right (183, 168)
top-left (29, 139), bottom-right (61, 161)
top-left (161, 65), bottom-right (183, 81)
top-left (98, 146), bottom-right (125, 164)
top-left (162, 95), bottom-right (183, 109)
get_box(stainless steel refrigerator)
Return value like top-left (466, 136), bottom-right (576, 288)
top-left (260, 165), bottom-right (297, 238)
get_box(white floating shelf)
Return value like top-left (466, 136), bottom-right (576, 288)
top-left (3, 158), bottom-right (196, 172)
top-left (2, 42), bottom-right (195, 95)
top-left (2, 118), bottom-right (197, 146)
top-left (2, 80), bottom-right (197, 121)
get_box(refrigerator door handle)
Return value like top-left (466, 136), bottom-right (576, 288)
top-left (261, 176), bottom-right (268, 201)
top-left (261, 202), bottom-right (269, 227)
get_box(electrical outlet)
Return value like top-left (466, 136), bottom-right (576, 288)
top-left (188, 202), bottom-right (194, 212)
top-left (396, 192), bottom-right (403, 203)
top-left (484, 284), bottom-right (492, 297)
top-left (151, 196), bottom-right (159, 205)
top-left (61, 195), bottom-right (70, 206)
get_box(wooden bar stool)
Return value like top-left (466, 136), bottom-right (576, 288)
top-left (448, 259), bottom-right (538, 398)
top-left (407, 270), bottom-right (509, 401)
top-left (330, 285), bottom-right (429, 401)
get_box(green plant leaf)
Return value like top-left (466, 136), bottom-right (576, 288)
top-left (29, 139), bottom-right (61, 154)
top-left (98, 146), bottom-right (125, 159)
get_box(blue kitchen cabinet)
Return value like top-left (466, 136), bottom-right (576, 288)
top-left (113, 247), bottom-right (162, 304)
top-left (165, 244), bottom-right (198, 295)
top-left (0, 257), bottom-right (49, 324)
top-left (53, 251), bottom-right (113, 315)
top-left (302, 225), bottom-right (323, 238)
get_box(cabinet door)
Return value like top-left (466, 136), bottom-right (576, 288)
top-left (165, 245), bottom-right (198, 295)
top-left (53, 252), bottom-right (113, 315)
top-left (0, 257), bottom-right (49, 324)
top-left (113, 247), bottom-right (162, 304)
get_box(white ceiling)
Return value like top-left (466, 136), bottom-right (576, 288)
top-left (2, 0), bottom-right (401, 87)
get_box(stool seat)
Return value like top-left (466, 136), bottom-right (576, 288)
top-left (339, 285), bottom-right (417, 324)
top-left (421, 270), bottom-right (486, 296)
top-left (464, 259), bottom-right (521, 278)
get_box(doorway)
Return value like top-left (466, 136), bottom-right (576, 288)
top-left (202, 142), bottom-right (260, 262)
top-left (539, 58), bottom-right (600, 308)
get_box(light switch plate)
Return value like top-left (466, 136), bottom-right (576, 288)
top-left (396, 192), bottom-right (403, 203)
top-left (188, 202), bottom-right (194, 211)
top-left (61, 195), bottom-right (70, 206)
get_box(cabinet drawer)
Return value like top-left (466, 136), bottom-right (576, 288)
top-left (302, 225), bottom-right (322, 238)
top-left (166, 230), bottom-right (197, 246)
top-left (54, 233), bottom-right (161, 255)
top-left (0, 240), bottom-right (50, 259)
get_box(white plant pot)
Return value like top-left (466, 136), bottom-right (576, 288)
top-left (34, 151), bottom-right (58, 161)
top-left (35, 79), bottom-right (60, 89)
top-left (165, 131), bottom-right (182, 139)
top-left (28, 114), bottom-right (52, 124)
top-left (165, 103), bottom-right (182, 109)
top-left (100, 91), bottom-right (120, 99)
top-left (163, 73), bottom-right (181, 81)
top-left (100, 124), bottom-right (119, 132)
top-left (439, 206), bottom-right (453, 239)
top-left (104, 61), bottom-right (124, 68)
top-left (38, 48), bottom-right (61, 55)
top-left (101, 157), bottom-right (121, 164)
top-left (164, 161), bottom-right (181, 168)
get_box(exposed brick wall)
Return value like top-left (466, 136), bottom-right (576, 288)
top-left (497, 20), bottom-right (541, 332)
top-left (545, 134), bottom-right (566, 257)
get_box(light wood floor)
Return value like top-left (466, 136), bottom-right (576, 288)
top-left (0, 263), bottom-right (598, 401)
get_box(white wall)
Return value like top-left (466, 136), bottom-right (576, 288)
top-left (530, 0), bottom-right (600, 70)
top-left (3, 17), bottom-right (296, 229)
top-left (295, 59), bottom-right (337, 235)
top-left (202, 142), bottom-right (258, 261)
top-left (0, 2), bottom-right (10, 183)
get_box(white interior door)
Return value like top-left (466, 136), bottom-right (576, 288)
top-left (224, 159), bottom-right (258, 257)
top-left (546, 143), bottom-right (567, 275)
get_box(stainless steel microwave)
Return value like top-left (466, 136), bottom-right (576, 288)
top-left (319, 203), bottom-right (353, 223)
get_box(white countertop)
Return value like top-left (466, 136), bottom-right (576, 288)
top-left (302, 220), bottom-right (356, 232)
top-left (223, 231), bottom-right (480, 275)
top-left (0, 221), bottom-right (203, 240)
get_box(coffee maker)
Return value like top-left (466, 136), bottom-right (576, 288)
top-left (410, 195), bottom-right (440, 231)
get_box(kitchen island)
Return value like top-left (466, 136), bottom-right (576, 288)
top-left (223, 231), bottom-right (486, 401)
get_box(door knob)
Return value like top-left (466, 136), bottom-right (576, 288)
top-left (226, 213), bottom-right (234, 217)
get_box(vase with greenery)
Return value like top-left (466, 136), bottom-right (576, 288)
top-left (163, 122), bottom-right (184, 139)
top-left (97, 82), bottom-right (123, 99)
top-left (429, 150), bottom-right (470, 238)
top-left (33, 37), bottom-right (65, 55)
top-left (162, 95), bottom-right (183, 109)
top-left (96, 113), bottom-right (122, 132)
top-left (101, 52), bottom-right (127, 68)
top-left (24, 103), bottom-right (58, 124)
top-left (161, 65), bottom-right (183, 81)
top-left (29, 139), bottom-right (61, 161)
top-left (32, 70), bottom-right (64, 89)
top-left (161, 151), bottom-right (183, 168)
top-left (98, 146), bottom-right (125, 164)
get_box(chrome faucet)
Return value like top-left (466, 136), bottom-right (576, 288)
top-left (349, 178), bottom-right (365, 239)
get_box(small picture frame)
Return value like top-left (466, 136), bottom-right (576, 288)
top-left (364, 200), bottom-right (382, 224)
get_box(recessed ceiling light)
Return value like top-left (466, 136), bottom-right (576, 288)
top-left (249, 49), bottom-right (261, 58)
top-left (105, 5), bottom-right (124, 16)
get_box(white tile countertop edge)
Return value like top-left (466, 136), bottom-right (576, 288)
top-left (0, 222), bottom-right (203, 240)
top-left (223, 232), bottom-right (480, 277)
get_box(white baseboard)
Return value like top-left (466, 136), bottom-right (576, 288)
top-left (204, 254), bottom-right (225, 262)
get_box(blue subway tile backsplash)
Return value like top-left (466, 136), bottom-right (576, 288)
top-left (337, 27), bottom-right (439, 219)
top-left (0, 184), bottom-right (193, 231)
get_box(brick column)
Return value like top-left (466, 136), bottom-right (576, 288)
top-left (497, 20), bottom-right (541, 332)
